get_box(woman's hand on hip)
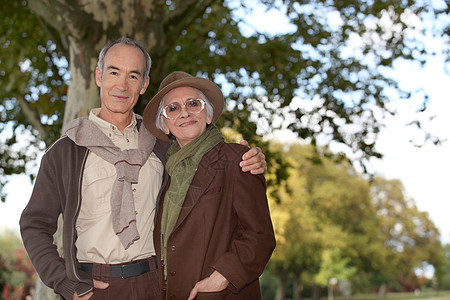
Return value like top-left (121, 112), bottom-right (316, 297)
top-left (188, 270), bottom-right (229, 300)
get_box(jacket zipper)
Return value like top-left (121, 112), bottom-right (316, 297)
top-left (71, 149), bottom-right (90, 284)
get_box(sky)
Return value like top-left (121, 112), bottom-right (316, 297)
top-left (1, 1), bottom-right (449, 245)
top-left (369, 55), bottom-right (450, 244)
top-left (238, 1), bottom-right (450, 243)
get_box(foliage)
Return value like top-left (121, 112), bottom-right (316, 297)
top-left (0, 0), bottom-right (449, 195)
top-left (435, 243), bottom-right (450, 290)
top-left (265, 142), bottom-right (444, 299)
top-left (0, 0), bottom-right (67, 201)
top-left (314, 248), bottom-right (358, 286)
top-left (370, 177), bottom-right (443, 290)
top-left (0, 229), bottom-right (36, 300)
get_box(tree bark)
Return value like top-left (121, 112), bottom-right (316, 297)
top-left (311, 284), bottom-right (320, 300)
top-left (378, 282), bottom-right (387, 298)
top-left (62, 38), bottom-right (100, 126)
top-left (293, 273), bottom-right (303, 300)
top-left (275, 272), bottom-right (287, 300)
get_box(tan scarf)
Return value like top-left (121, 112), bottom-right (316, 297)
top-left (161, 125), bottom-right (224, 278)
top-left (65, 116), bottom-right (156, 249)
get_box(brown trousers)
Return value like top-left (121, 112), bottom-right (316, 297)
top-left (85, 257), bottom-right (160, 300)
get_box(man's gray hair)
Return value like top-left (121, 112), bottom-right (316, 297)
top-left (97, 37), bottom-right (152, 86)
top-left (155, 89), bottom-right (214, 133)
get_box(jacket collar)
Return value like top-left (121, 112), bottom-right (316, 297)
top-left (170, 142), bottom-right (224, 232)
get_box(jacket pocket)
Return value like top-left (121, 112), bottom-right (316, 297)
top-left (196, 289), bottom-right (228, 300)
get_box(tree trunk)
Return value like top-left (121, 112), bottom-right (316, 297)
top-left (275, 272), bottom-right (287, 300)
top-left (293, 273), bottom-right (303, 300)
top-left (378, 282), bottom-right (387, 298)
top-left (33, 278), bottom-right (59, 300)
top-left (62, 39), bottom-right (100, 126)
top-left (311, 284), bottom-right (320, 300)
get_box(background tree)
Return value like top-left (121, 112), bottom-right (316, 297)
top-left (1, 0), bottom-right (448, 200)
top-left (370, 177), bottom-right (443, 291)
top-left (266, 144), bottom-right (324, 300)
top-left (264, 143), bottom-right (443, 299)
top-left (435, 243), bottom-right (450, 290)
top-left (266, 143), bottom-right (385, 299)
top-left (314, 249), bottom-right (357, 300)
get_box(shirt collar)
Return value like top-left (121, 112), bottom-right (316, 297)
top-left (89, 108), bottom-right (137, 136)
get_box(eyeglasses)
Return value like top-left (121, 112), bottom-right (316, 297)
top-left (161, 98), bottom-right (206, 120)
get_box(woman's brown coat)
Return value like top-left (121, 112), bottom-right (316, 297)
top-left (154, 141), bottom-right (276, 299)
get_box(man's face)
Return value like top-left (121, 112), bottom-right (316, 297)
top-left (95, 43), bottom-right (149, 123)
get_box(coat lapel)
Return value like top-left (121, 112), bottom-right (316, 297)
top-left (171, 144), bottom-right (222, 232)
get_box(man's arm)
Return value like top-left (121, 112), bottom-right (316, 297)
top-left (20, 154), bottom-right (78, 299)
top-left (239, 140), bottom-right (266, 174)
top-left (72, 280), bottom-right (109, 300)
top-left (20, 141), bottom-right (93, 300)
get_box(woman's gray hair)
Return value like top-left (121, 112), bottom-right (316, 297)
top-left (97, 37), bottom-right (152, 86)
top-left (155, 89), bottom-right (214, 133)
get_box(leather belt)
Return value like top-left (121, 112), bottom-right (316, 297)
top-left (80, 256), bottom-right (157, 278)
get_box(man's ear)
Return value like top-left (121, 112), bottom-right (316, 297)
top-left (140, 77), bottom-right (150, 95)
top-left (95, 67), bottom-right (102, 88)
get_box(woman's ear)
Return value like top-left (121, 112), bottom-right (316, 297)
top-left (163, 124), bottom-right (170, 135)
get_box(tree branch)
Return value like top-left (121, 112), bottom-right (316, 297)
top-left (163, 0), bottom-right (220, 47)
top-left (28, 0), bottom-right (102, 48)
top-left (35, 15), bottom-right (70, 59)
top-left (16, 96), bottom-right (52, 146)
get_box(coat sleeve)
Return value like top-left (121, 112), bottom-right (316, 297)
top-left (19, 148), bottom-right (92, 300)
top-left (210, 146), bottom-right (276, 293)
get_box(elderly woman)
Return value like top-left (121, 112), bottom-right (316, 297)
top-left (143, 71), bottom-right (275, 300)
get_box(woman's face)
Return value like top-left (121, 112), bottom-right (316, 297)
top-left (162, 86), bottom-right (212, 147)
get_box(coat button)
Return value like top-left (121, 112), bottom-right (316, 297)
top-left (170, 295), bottom-right (176, 299)
top-left (170, 270), bottom-right (176, 276)
top-left (171, 245), bottom-right (176, 251)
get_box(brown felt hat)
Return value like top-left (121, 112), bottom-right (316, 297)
top-left (143, 71), bottom-right (224, 141)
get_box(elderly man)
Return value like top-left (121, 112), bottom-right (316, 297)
top-left (20, 37), bottom-right (266, 300)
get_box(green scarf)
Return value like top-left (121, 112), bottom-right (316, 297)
top-left (161, 125), bottom-right (224, 278)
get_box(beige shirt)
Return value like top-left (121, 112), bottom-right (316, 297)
top-left (75, 108), bottom-right (164, 264)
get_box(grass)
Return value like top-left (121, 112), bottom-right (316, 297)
top-left (332, 290), bottom-right (450, 300)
